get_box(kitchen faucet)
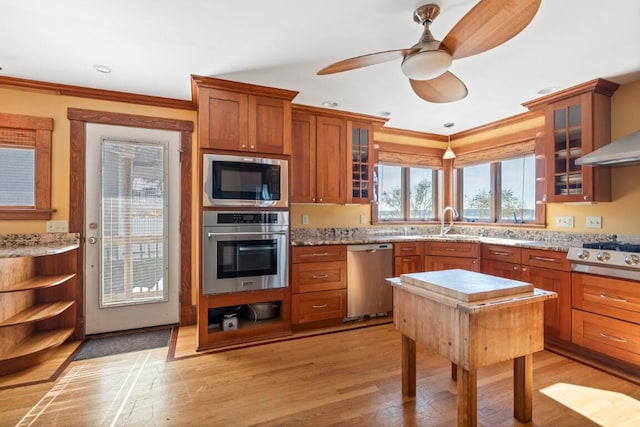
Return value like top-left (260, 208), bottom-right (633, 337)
top-left (440, 206), bottom-right (458, 236)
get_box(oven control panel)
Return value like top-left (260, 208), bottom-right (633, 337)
top-left (216, 212), bottom-right (280, 224)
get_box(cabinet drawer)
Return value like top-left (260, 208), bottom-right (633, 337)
top-left (424, 255), bottom-right (480, 272)
top-left (482, 244), bottom-right (521, 263)
top-left (393, 242), bottom-right (423, 257)
top-left (572, 309), bottom-right (640, 365)
top-left (424, 242), bottom-right (479, 258)
top-left (292, 245), bottom-right (346, 263)
top-left (572, 273), bottom-right (640, 324)
top-left (291, 261), bottom-right (346, 293)
top-left (292, 290), bottom-right (346, 324)
top-left (394, 255), bottom-right (423, 275)
top-left (522, 248), bottom-right (570, 271)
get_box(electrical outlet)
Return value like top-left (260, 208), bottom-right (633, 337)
top-left (586, 216), bottom-right (602, 229)
top-left (301, 214), bottom-right (309, 225)
top-left (360, 215), bottom-right (367, 225)
top-left (555, 216), bottom-right (574, 228)
top-left (46, 220), bottom-right (69, 233)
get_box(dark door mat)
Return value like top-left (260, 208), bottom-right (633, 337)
top-left (73, 328), bottom-right (172, 361)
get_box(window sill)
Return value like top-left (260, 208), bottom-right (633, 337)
top-left (0, 208), bottom-right (55, 220)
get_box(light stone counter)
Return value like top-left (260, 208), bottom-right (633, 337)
top-left (0, 233), bottom-right (80, 258)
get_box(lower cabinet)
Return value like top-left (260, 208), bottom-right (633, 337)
top-left (482, 244), bottom-right (571, 342)
top-left (424, 241), bottom-right (480, 272)
top-left (571, 272), bottom-right (640, 366)
top-left (393, 242), bottom-right (423, 275)
top-left (291, 245), bottom-right (347, 329)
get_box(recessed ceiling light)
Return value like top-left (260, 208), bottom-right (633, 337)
top-left (321, 100), bottom-right (338, 108)
top-left (93, 64), bottom-right (112, 74)
top-left (537, 86), bottom-right (560, 95)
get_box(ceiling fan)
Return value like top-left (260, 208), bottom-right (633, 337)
top-left (317, 0), bottom-right (542, 103)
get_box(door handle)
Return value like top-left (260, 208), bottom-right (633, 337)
top-left (87, 237), bottom-right (97, 244)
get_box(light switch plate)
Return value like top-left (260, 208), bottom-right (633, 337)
top-left (360, 215), bottom-right (367, 225)
top-left (555, 216), bottom-right (574, 228)
top-left (46, 220), bottom-right (69, 233)
top-left (301, 214), bottom-right (309, 225)
top-left (586, 216), bottom-right (602, 229)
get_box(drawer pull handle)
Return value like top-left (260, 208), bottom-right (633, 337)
top-left (302, 252), bottom-right (329, 257)
top-left (491, 251), bottom-right (511, 256)
top-left (402, 258), bottom-right (412, 262)
top-left (444, 248), bottom-right (457, 251)
top-left (312, 304), bottom-right (328, 309)
top-left (599, 332), bottom-right (627, 343)
top-left (532, 256), bottom-right (556, 262)
top-left (311, 274), bottom-right (329, 279)
top-left (599, 294), bottom-right (627, 303)
top-left (401, 247), bottom-right (414, 251)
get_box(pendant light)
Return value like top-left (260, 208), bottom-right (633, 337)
top-left (443, 122), bottom-right (456, 159)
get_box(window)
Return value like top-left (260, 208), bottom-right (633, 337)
top-left (376, 164), bottom-right (437, 222)
top-left (459, 154), bottom-right (537, 224)
top-left (0, 113), bottom-right (53, 220)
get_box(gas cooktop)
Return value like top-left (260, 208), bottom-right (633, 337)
top-left (567, 240), bottom-right (640, 281)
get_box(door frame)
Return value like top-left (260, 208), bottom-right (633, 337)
top-left (68, 108), bottom-right (194, 339)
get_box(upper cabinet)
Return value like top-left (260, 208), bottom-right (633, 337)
top-left (291, 105), bottom-right (387, 204)
top-left (523, 78), bottom-right (619, 203)
top-left (192, 76), bottom-right (298, 154)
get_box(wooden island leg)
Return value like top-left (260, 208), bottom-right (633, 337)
top-left (402, 334), bottom-right (416, 397)
top-left (513, 353), bottom-right (533, 422)
top-left (456, 365), bottom-right (477, 427)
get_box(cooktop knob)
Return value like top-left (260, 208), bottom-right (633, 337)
top-left (624, 254), bottom-right (640, 266)
top-left (596, 252), bottom-right (611, 262)
top-left (577, 249), bottom-right (590, 260)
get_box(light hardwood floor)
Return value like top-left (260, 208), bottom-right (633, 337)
top-left (1, 324), bottom-right (639, 426)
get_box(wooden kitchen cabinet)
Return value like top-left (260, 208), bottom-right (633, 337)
top-left (571, 273), bottom-right (640, 366)
top-left (193, 76), bottom-right (297, 154)
top-left (291, 245), bottom-right (347, 328)
top-left (424, 241), bottom-right (480, 272)
top-left (482, 244), bottom-right (572, 342)
top-left (523, 78), bottom-right (619, 203)
top-left (393, 242), bottom-right (423, 275)
top-left (291, 106), bottom-right (387, 205)
top-left (0, 249), bottom-right (77, 376)
top-left (291, 111), bottom-right (346, 203)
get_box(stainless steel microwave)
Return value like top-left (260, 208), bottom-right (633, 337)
top-left (202, 153), bottom-right (288, 208)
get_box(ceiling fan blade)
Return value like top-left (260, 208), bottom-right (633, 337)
top-left (410, 72), bottom-right (468, 103)
top-left (317, 48), bottom-right (419, 75)
top-left (442, 0), bottom-right (541, 60)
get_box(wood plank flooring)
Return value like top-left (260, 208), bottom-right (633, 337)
top-left (1, 324), bottom-right (639, 426)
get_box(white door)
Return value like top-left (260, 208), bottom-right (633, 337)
top-left (85, 124), bottom-right (180, 334)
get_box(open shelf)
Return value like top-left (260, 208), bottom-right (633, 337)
top-left (0, 327), bottom-right (75, 375)
top-left (0, 273), bottom-right (76, 293)
top-left (0, 301), bottom-right (75, 327)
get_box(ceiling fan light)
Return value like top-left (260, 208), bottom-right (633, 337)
top-left (401, 50), bottom-right (452, 81)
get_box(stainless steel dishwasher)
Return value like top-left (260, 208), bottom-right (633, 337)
top-left (346, 243), bottom-right (393, 319)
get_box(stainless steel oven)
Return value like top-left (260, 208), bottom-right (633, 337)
top-left (202, 211), bottom-right (288, 295)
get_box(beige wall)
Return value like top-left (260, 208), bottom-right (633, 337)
top-left (0, 87), bottom-right (196, 235)
top-left (293, 79), bottom-right (640, 234)
top-left (1, 79), bottom-right (639, 235)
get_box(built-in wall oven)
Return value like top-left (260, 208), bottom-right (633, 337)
top-left (202, 211), bottom-right (289, 295)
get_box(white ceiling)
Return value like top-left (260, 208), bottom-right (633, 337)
top-left (2, 0), bottom-right (639, 134)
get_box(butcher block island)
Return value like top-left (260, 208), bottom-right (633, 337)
top-left (389, 269), bottom-right (557, 427)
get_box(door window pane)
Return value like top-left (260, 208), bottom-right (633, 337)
top-left (378, 165), bottom-right (403, 220)
top-left (462, 163), bottom-right (491, 221)
top-left (101, 139), bottom-right (168, 307)
top-left (409, 167), bottom-right (434, 220)
top-left (500, 156), bottom-right (535, 222)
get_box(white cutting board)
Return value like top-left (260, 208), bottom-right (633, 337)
top-left (399, 269), bottom-right (533, 302)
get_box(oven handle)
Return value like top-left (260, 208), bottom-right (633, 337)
top-left (207, 231), bottom-right (287, 237)
top-left (238, 245), bottom-right (277, 252)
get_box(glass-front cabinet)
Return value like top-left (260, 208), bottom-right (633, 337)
top-left (348, 121), bottom-right (371, 204)
top-left (524, 79), bottom-right (620, 203)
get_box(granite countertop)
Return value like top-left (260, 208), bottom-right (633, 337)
top-left (291, 234), bottom-right (571, 252)
top-left (0, 233), bottom-right (80, 258)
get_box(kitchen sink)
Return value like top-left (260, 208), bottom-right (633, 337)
top-left (425, 234), bottom-right (480, 241)
top-left (479, 237), bottom-right (536, 245)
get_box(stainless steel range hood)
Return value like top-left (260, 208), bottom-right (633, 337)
top-left (575, 129), bottom-right (640, 166)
